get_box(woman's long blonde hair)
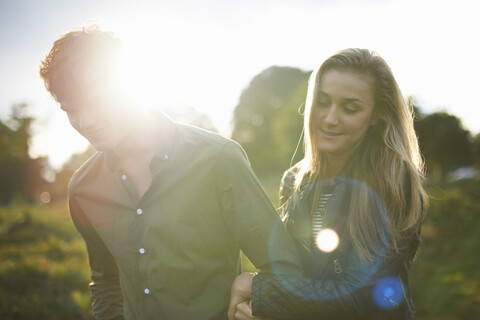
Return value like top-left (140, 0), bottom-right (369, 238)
top-left (296, 48), bottom-right (428, 262)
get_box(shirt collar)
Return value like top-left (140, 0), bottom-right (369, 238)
top-left (103, 109), bottom-right (177, 172)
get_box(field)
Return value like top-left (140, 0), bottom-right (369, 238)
top-left (1, 178), bottom-right (479, 319)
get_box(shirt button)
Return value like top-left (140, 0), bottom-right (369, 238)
top-left (137, 208), bottom-right (143, 215)
top-left (164, 154), bottom-right (169, 160)
top-left (121, 174), bottom-right (127, 181)
top-left (144, 288), bottom-right (150, 294)
top-left (139, 248), bottom-right (146, 254)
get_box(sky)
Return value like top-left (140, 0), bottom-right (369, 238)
top-left (1, 0), bottom-right (479, 170)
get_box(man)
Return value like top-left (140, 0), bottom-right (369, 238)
top-left (39, 23), bottom-right (302, 319)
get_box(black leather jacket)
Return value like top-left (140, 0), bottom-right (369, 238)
top-left (251, 166), bottom-right (421, 319)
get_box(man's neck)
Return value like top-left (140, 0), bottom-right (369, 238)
top-left (112, 109), bottom-right (161, 169)
top-left (110, 110), bottom-right (162, 198)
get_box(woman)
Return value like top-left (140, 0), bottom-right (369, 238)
top-left (228, 48), bottom-right (428, 319)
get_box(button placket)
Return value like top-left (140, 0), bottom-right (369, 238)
top-left (135, 206), bottom-right (148, 298)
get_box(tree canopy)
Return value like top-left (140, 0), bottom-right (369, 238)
top-left (0, 104), bottom-right (48, 204)
top-left (415, 112), bottom-right (473, 180)
top-left (231, 66), bottom-right (310, 177)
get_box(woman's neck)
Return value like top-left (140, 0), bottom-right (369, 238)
top-left (320, 153), bottom-right (351, 183)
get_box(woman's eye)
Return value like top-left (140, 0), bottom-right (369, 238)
top-left (316, 99), bottom-right (329, 107)
top-left (344, 105), bottom-right (358, 114)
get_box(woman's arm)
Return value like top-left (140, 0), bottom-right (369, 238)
top-left (229, 251), bottom-right (409, 320)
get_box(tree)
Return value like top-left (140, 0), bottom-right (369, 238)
top-left (473, 133), bottom-right (480, 171)
top-left (231, 66), bottom-right (310, 177)
top-left (0, 104), bottom-right (48, 204)
top-left (415, 112), bottom-right (473, 181)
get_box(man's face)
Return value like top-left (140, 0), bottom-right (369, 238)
top-left (55, 70), bottom-right (132, 152)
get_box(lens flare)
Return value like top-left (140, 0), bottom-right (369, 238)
top-left (315, 228), bottom-right (339, 252)
top-left (40, 191), bottom-right (51, 204)
top-left (372, 276), bottom-right (404, 309)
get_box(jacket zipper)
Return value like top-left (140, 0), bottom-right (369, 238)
top-left (333, 258), bottom-right (343, 274)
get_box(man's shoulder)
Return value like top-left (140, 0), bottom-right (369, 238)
top-left (176, 122), bottom-right (229, 143)
top-left (175, 122), bottom-right (244, 155)
top-left (68, 151), bottom-right (103, 193)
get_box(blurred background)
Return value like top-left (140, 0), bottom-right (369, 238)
top-left (1, 0), bottom-right (479, 319)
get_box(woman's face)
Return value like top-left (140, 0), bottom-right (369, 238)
top-left (311, 69), bottom-right (377, 161)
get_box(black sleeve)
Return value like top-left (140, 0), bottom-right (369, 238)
top-left (252, 249), bottom-right (409, 319)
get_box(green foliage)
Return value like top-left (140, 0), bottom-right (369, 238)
top-left (231, 66), bottom-right (310, 178)
top-left (473, 133), bottom-right (480, 170)
top-left (415, 112), bottom-right (473, 181)
top-left (410, 179), bottom-right (480, 319)
top-left (0, 105), bottom-right (28, 204)
top-left (0, 104), bottom-right (49, 204)
top-left (0, 202), bottom-right (94, 319)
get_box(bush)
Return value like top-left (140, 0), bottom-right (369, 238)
top-left (0, 202), bottom-right (93, 319)
top-left (410, 179), bottom-right (480, 320)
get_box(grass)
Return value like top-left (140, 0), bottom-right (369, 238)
top-left (0, 201), bottom-right (94, 320)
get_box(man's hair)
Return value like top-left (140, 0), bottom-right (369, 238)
top-left (39, 22), bottom-right (124, 101)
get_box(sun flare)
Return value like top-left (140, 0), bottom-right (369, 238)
top-left (315, 228), bottom-right (340, 253)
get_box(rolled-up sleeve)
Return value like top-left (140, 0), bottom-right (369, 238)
top-left (216, 141), bottom-right (303, 275)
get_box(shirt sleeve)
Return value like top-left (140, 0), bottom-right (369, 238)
top-left (69, 197), bottom-right (124, 320)
top-left (216, 141), bottom-right (303, 275)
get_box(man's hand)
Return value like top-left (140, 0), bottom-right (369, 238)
top-left (228, 273), bottom-right (274, 320)
top-left (228, 272), bottom-right (254, 320)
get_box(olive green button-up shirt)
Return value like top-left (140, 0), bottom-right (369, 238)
top-left (68, 112), bottom-right (302, 320)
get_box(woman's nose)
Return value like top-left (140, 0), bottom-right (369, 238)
top-left (324, 106), bottom-right (339, 125)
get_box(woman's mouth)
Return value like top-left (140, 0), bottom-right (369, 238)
top-left (320, 128), bottom-right (343, 138)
